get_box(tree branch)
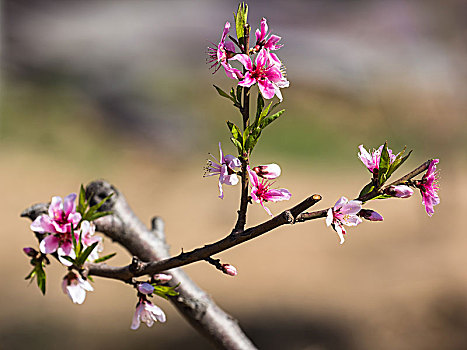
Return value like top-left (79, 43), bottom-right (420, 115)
top-left (22, 180), bottom-right (258, 350)
top-left (87, 194), bottom-right (322, 281)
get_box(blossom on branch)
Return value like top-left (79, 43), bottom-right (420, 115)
top-left (30, 193), bottom-right (81, 235)
top-left (254, 17), bottom-right (283, 66)
top-left (358, 144), bottom-right (397, 174)
top-left (415, 159), bottom-right (440, 216)
top-left (386, 185), bottom-right (414, 198)
top-left (153, 274), bottom-right (172, 283)
top-left (232, 49), bottom-right (289, 101)
top-left (358, 209), bottom-right (383, 221)
top-left (252, 164), bottom-right (281, 179)
top-left (222, 264), bottom-right (238, 276)
top-left (207, 22), bottom-right (242, 79)
top-left (204, 142), bottom-right (241, 199)
top-left (248, 165), bottom-right (291, 216)
top-left (131, 300), bottom-right (166, 330)
top-left (326, 197), bottom-right (362, 244)
top-left (62, 271), bottom-right (93, 304)
top-left (137, 283), bottom-right (155, 295)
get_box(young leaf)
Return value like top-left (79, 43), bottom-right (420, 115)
top-left (71, 224), bottom-right (78, 255)
top-left (77, 184), bottom-right (86, 215)
top-left (86, 211), bottom-right (113, 222)
top-left (61, 256), bottom-right (76, 265)
top-left (388, 149), bottom-right (412, 178)
top-left (260, 109), bottom-right (285, 130)
top-left (256, 93), bottom-right (265, 122)
top-left (358, 183), bottom-right (375, 199)
top-left (227, 121), bottom-right (243, 144)
top-left (230, 137), bottom-right (243, 154)
top-left (214, 85), bottom-right (233, 100)
top-left (76, 242), bottom-right (99, 266)
top-left (93, 252), bottom-right (117, 264)
top-left (236, 86), bottom-right (243, 104)
top-left (84, 193), bottom-right (113, 221)
top-left (35, 264), bottom-right (46, 295)
top-left (377, 142), bottom-right (390, 186)
top-left (234, 3), bottom-right (248, 45)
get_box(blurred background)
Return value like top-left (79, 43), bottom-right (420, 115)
top-left (1, 0), bottom-right (466, 349)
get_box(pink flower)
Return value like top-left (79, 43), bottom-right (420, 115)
top-left (207, 22), bottom-right (242, 79)
top-left (254, 18), bottom-right (283, 67)
top-left (386, 185), bottom-right (414, 198)
top-left (204, 142), bottom-right (241, 199)
top-left (62, 271), bottom-right (93, 304)
top-left (153, 274), bottom-right (172, 283)
top-left (252, 164), bottom-right (281, 179)
top-left (248, 165), bottom-right (291, 216)
top-left (30, 193), bottom-right (81, 235)
top-left (416, 159), bottom-right (440, 216)
top-left (131, 300), bottom-right (166, 330)
top-left (326, 197), bottom-right (362, 244)
top-left (358, 144), bottom-right (397, 174)
top-left (137, 283), bottom-right (155, 295)
top-left (222, 264), bottom-right (237, 276)
top-left (255, 18), bottom-right (283, 52)
top-left (232, 49), bottom-right (289, 101)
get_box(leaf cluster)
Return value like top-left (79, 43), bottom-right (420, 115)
top-left (227, 94), bottom-right (284, 155)
top-left (77, 185), bottom-right (113, 222)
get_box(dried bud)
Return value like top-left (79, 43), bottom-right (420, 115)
top-left (386, 185), bottom-right (414, 198)
top-left (23, 247), bottom-right (38, 257)
top-left (359, 209), bottom-right (383, 221)
top-left (153, 274), bottom-right (172, 283)
top-left (253, 164), bottom-right (281, 179)
top-left (137, 282), bottom-right (155, 295)
top-left (222, 264), bottom-right (237, 276)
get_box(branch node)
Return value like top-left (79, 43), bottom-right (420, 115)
top-left (129, 256), bottom-right (145, 273)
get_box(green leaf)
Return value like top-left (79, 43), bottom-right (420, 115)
top-left (35, 264), bottom-right (46, 295)
top-left (387, 149), bottom-right (412, 178)
top-left (84, 193), bottom-right (113, 221)
top-left (93, 252), bottom-right (117, 264)
top-left (268, 101), bottom-right (282, 116)
top-left (230, 137), bottom-right (243, 154)
top-left (86, 211), bottom-right (113, 222)
top-left (229, 87), bottom-right (236, 101)
top-left (61, 256), bottom-right (76, 265)
top-left (226, 121), bottom-right (242, 143)
top-left (377, 142), bottom-right (390, 186)
top-left (25, 268), bottom-right (36, 281)
top-left (213, 85), bottom-right (232, 100)
top-left (260, 109), bottom-right (285, 129)
top-left (87, 275), bottom-right (94, 283)
top-left (77, 184), bottom-right (86, 215)
top-left (358, 183), bottom-right (375, 199)
top-left (256, 93), bottom-right (265, 122)
top-left (153, 285), bottom-right (179, 300)
top-left (372, 194), bottom-right (392, 200)
top-left (236, 86), bottom-right (243, 104)
top-left (234, 3), bottom-right (248, 45)
top-left (76, 242), bottom-right (99, 266)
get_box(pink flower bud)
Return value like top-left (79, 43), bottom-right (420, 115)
top-left (359, 209), bottom-right (383, 221)
top-left (252, 164), bottom-right (281, 179)
top-left (153, 274), bottom-right (172, 283)
top-left (137, 282), bottom-right (155, 295)
top-left (387, 185), bottom-right (414, 198)
top-left (222, 264), bottom-right (237, 276)
top-left (23, 247), bottom-right (37, 257)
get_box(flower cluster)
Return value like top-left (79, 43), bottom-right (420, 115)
top-left (204, 143), bottom-right (291, 216)
top-left (209, 17), bottom-right (289, 101)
